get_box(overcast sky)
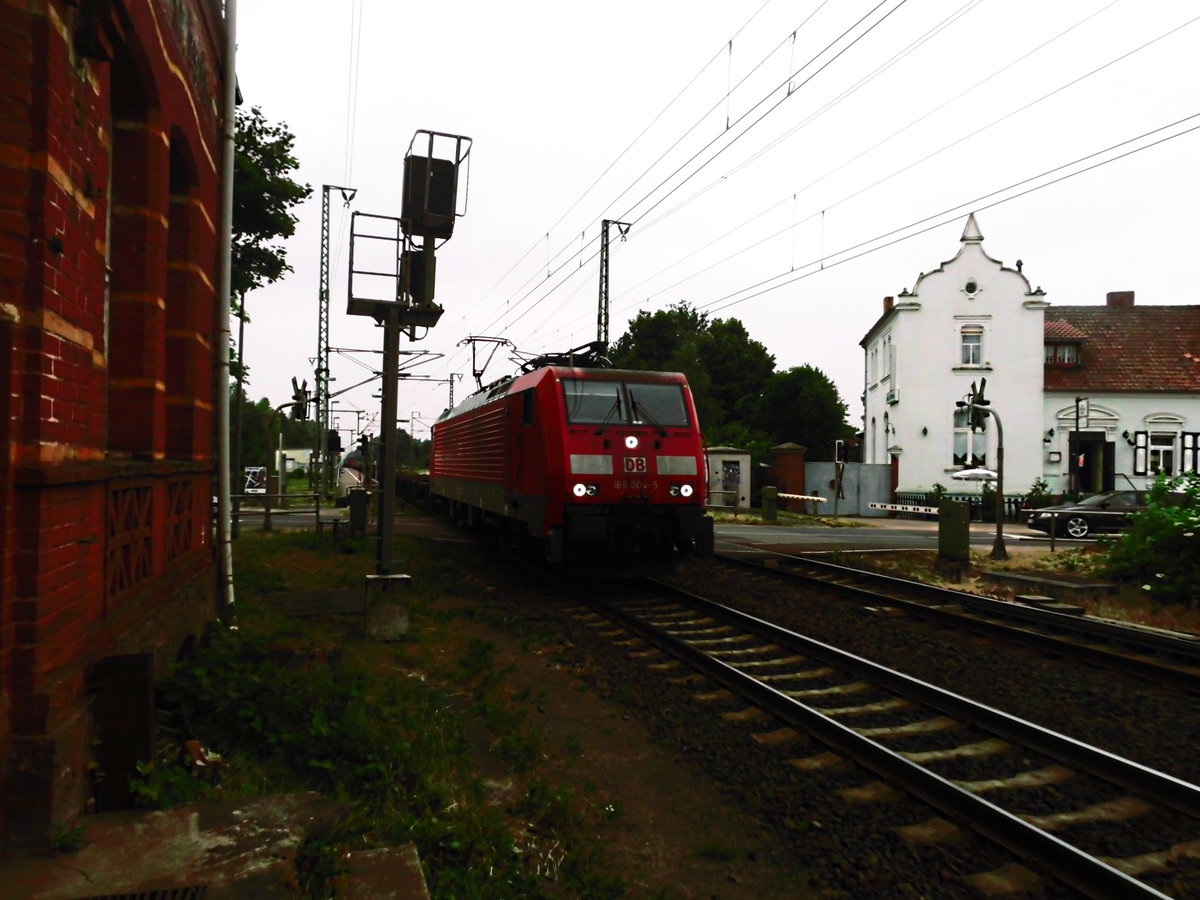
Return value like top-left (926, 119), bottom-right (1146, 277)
top-left (234, 0), bottom-right (1199, 446)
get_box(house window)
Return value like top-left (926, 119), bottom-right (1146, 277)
top-left (960, 326), bottom-right (983, 366)
top-left (1044, 343), bottom-right (1078, 364)
top-left (952, 408), bottom-right (986, 467)
top-left (1149, 433), bottom-right (1176, 475)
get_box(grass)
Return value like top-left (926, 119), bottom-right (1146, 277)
top-left (707, 507), bottom-right (869, 528)
top-left (139, 531), bottom-right (627, 898)
top-left (836, 546), bottom-right (1200, 634)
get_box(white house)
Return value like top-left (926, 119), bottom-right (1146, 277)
top-left (859, 214), bottom-right (1200, 502)
top-left (1042, 296), bottom-right (1200, 495)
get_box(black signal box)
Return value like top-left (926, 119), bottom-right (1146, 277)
top-left (402, 155), bottom-right (457, 239)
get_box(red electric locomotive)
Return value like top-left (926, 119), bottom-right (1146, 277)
top-left (430, 357), bottom-right (714, 565)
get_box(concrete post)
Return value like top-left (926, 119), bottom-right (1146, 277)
top-left (762, 486), bottom-right (778, 523)
top-left (365, 574), bottom-right (411, 640)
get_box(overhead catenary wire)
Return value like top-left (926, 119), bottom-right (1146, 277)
top-left (606, 4), bottom-right (1194, 325)
top-left (527, 110), bottom-right (1200, 356)
top-left (474, 0), bottom-right (904, 341)
top-left (453, 0), bottom-right (780, 330)
top-left (465, 0), bottom-right (834, 343)
top-left (405, 4), bottom-right (1193, 412)
top-left (697, 113), bottom-right (1200, 317)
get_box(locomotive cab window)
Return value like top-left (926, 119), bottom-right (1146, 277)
top-left (628, 383), bottom-right (690, 428)
top-left (562, 379), bottom-right (624, 424)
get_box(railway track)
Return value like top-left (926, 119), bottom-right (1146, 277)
top-left (713, 546), bottom-right (1200, 693)
top-left (560, 577), bottom-right (1200, 898)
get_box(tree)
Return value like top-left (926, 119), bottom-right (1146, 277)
top-left (608, 303), bottom-right (774, 442)
top-left (230, 107), bottom-right (312, 490)
top-left (752, 365), bottom-right (853, 460)
top-left (234, 394), bottom-right (313, 473)
top-left (701, 317), bottom-right (775, 426)
top-left (231, 106), bottom-right (312, 308)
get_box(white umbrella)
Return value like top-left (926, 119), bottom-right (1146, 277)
top-left (951, 467), bottom-right (999, 481)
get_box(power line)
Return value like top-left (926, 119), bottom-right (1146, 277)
top-left (606, 4), bottom-right (1193, 321)
top-left (529, 110), bottom-right (1199, 353)
top-left (477, 0), bottom-right (908, 339)
top-left (698, 113), bottom-right (1200, 317)
top-left (455, 0), bottom-right (780, 329)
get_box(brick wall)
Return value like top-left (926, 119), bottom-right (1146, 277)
top-left (1, 0), bottom-right (226, 845)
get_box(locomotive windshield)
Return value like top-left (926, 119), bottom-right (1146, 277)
top-left (562, 380), bottom-right (624, 424)
top-left (562, 379), bottom-right (690, 428)
top-left (628, 382), bottom-right (690, 428)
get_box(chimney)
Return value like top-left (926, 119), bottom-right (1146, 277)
top-left (1106, 290), bottom-right (1134, 307)
top-left (883, 296), bottom-right (894, 313)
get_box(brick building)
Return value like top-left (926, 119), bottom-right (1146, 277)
top-left (1, 0), bottom-right (227, 843)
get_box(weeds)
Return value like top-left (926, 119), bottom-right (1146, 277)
top-left (49, 822), bottom-right (87, 854)
top-left (151, 531), bottom-right (624, 898)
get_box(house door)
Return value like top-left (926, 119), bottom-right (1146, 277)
top-left (890, 454), bottom-right (900, 502)
top-left (1070, 434), bottom-right (1114, 493)
top-left (90, 654), bottom-right (154, 810)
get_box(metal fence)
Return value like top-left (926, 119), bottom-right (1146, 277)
top-left (894, 491), bottom-right (1027, 522)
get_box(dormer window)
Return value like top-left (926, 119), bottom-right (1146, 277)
top-left (1044, 343), bottom-right (1079, 365)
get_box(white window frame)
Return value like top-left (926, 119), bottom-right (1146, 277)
top-left (1148, 432), bottom-right (1176, 476)
top-left (1047, 343), bottom-right (1078, 364)
top-left (952, 408), bottom-right (986, 468)
top-left (960, 325), bottom-right (983, 366)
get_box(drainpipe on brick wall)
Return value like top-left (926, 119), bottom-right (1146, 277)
top-left (215, 0), bottom-right (238, 620)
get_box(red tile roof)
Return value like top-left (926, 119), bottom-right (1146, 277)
top-left (1044, 319), bottom-right (1088, 341)
top-left (1044, 306), bottom-right (1200, 392)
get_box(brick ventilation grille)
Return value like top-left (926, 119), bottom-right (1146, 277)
top-left (106, 483), bottom-right (154, 599)
top-left (165, 478), bottom-right (195, 564)
top-left (69, 887), bottom-right (207, 900)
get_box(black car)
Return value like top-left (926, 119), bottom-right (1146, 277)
top-left (1025, 490), bottom-right (1167, 539)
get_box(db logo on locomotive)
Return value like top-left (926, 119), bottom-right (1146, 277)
top-left (623, 457), bottom-right (647, 473)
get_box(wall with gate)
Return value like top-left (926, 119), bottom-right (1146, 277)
top-left (806, 462), bottom-right (893, 517)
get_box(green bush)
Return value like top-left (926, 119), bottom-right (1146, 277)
top-left (1022, 477), bottom-right (1053, 509)
top-left (1105, 472), bottom-right (1200, 607)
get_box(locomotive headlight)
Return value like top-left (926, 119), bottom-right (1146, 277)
top-left (624, 435), bottom-right (639, 450)
top-left (572, 483), bottom-right (587, 497)
top-left (680, 484), bottom-right (694, 497)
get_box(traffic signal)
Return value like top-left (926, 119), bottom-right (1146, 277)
top-left (358, 433), bottom-right (371, 453)
top-left (326, 429), bottom-right (342, 454)
top-left (968, 378), bottom-right (989, 431)
top-left (290, 377), bottom-right (309, 420)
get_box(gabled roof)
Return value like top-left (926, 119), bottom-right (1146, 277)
top-left (1044, 305), bottom-right (1200, 392)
